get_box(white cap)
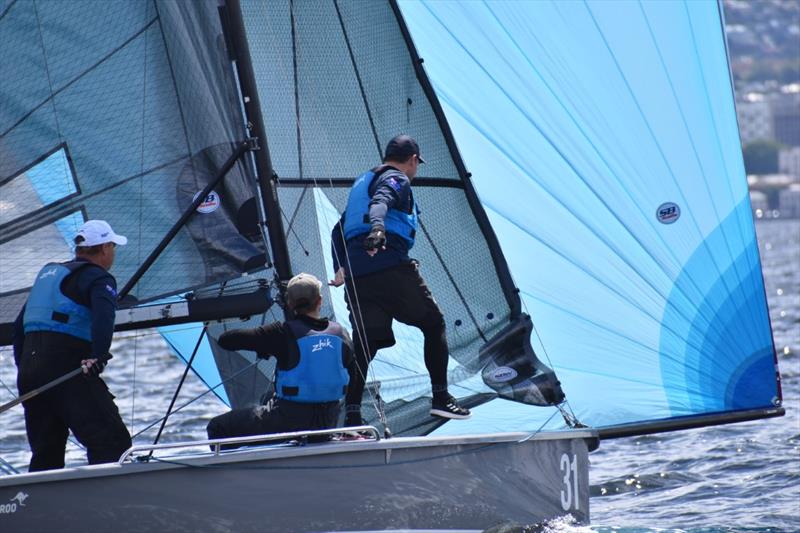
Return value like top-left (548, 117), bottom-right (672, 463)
top-left (75, 220), bottom-right (128, 247)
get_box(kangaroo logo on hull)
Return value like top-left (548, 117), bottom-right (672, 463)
top-left (0, 491), bottom-right (28, 514)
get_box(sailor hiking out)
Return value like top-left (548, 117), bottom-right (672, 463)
top-left (206, 273), bottom-right (353, 448)
top-left (330, 134), bottom-right (472, 428)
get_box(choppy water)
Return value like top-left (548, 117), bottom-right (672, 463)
top-left (0, 220), bottom-right (798, 531)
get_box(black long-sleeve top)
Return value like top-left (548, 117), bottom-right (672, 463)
top-left (331, 166), bottom-right (415, 278)
top-left (217, 314), bottom-right (354, 372)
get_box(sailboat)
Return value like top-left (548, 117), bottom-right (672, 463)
top-left (0, 0), bottom-right (782, 531)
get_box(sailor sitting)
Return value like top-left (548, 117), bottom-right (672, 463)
top-left (206, 273), bottom-right (353, 449)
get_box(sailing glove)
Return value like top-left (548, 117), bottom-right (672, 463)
top-left (364, 225), bottom-right (386, 252)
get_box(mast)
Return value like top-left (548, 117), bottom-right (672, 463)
top-left (222, 0), bottom-right (293, 288)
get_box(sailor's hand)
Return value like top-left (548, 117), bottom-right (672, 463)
top-left (81, 358), bottom-right (106, 377)
top-left (364, 226), bottom-right (386, 257)
top-left (329, 267), bottom-right (345, 287)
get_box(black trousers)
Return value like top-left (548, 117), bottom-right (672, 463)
top-left (17, 333), bottom-right (132, 472)
top-left (206, 397), bottom-right (341, 449)
top-left (343, 261), bottom-right (448, 410)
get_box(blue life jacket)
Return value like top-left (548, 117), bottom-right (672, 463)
top-left (276, 320), bottom-right (350, 403)
top-left (23, 262), bottom-right (93, 341)
top-left (343, 169), bottom-right (418, 248)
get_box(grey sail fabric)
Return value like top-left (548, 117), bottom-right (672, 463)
top-left (0, 0), bottom-right (264, 328)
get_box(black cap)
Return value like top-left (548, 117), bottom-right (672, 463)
top-left (384, 134), bottom-right (426, 164)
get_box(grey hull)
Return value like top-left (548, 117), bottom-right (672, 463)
top-left (0, 430), bottom-right (596, 532)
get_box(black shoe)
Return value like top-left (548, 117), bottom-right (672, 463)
top-left (431, 395), bottom-right (471, 420)
top-left (344, 412), bottom-right (364, 428)
top-left (340, 413), bottom-right (374, 440)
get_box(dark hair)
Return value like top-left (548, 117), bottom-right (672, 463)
top-left (383, 135), bottom-right (423, 164)
top-left (74, 236), bottom-right (104, 256)
top-left (383, 153), bottom-right (415, 164)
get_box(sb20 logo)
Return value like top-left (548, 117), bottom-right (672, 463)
top-left (656, 202), bottom-right (680, 224)
top-left (193, 190), bottom-right (221, 214)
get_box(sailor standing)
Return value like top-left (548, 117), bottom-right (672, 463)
top-left (329, 134), bottom-right (471, 428)
top-left (12, 220), bottom-right (132, 471)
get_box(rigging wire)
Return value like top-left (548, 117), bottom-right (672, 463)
top-left (515, 280), bottom-right (585, 428)
top-left (148, 325), bottom-right (209, 458)
top-left (290, 0), bottom-right (389, 435)
top-left (268, 0), bottom-right (513, 432)
top-left (31, 0), bottom-right (77, 237)
top-left (131, 359), bottom-right (261, 441)
top-left (129, 0), bottom-right (154, 438)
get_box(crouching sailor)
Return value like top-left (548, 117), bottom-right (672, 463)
top-left (207, 273), bottom-right (353, 449)
top-left (12, 220), bottom-right (132, 471)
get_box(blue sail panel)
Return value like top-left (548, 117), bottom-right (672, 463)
top-left (400, 0), bottom-right (779, 432)
top-left (160, 323), bottom-right (229, 406)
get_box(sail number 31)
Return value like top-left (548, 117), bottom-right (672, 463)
top-left (559, 453), bottom-right (579, 511)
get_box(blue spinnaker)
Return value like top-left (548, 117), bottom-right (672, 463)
top-left (399, 0), bottom-right (779, 434)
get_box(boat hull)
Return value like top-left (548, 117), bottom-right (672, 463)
top-left (0, 431), bottom-right (595, 531)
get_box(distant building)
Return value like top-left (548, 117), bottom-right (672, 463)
top-left (778, 184), bottom-right (800, 218)
top-left (736, 97), bottom-right (773, 145)
top-left (772, 91), bottom-right (800, 147)
top-left (736, 86), bottom-right (800, 147)
top-left (778, 147), bottom-right (800, 178)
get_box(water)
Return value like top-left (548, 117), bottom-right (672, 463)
top-left (0, 220), bottom-right (798, 531)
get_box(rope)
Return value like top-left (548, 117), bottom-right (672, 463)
top-left (132, 360), bottom-right (260, 440)
top-left (148, 326), bottom-right (208, 457)
top-left (31, 0), bottom-right (76, 237)
top-left (128, 0), bottom-right (153, 437)
top-left (515, 278), bottom-right (584, 428)
top-left (265, 0), bottom-right (385, 428)
top-left (0, 372), bottom-right (85, 450)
